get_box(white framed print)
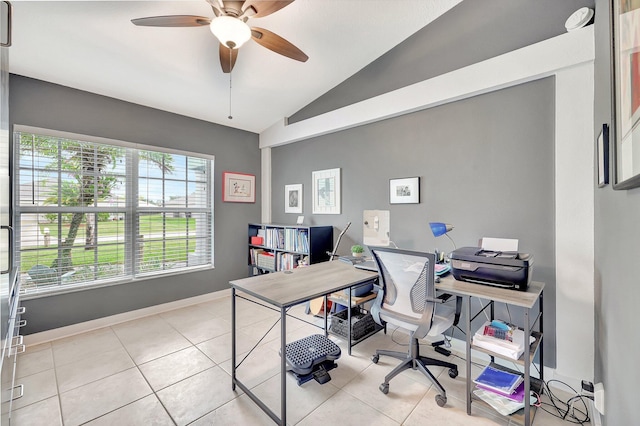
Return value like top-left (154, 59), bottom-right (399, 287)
top-left (389, 177), bottom-right (420, 204)
top-left (285, 184), bottom-right (303, 213)
top-left (312, 168), bottom-right (341, 214)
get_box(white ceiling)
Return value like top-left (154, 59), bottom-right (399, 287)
top-left (8, 0), bottom-right (462, 133)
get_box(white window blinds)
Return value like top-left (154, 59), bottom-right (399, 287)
top-left (14, 129), bottom-right (214, 295)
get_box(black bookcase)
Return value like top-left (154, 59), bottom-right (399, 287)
top-left (247, 223), bottom-right (333, 276)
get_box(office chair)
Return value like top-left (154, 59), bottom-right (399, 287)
top-left (370, 247), bottom-right (458, 407)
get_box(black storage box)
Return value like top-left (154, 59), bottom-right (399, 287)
top-left (330, 309), bottom-right (378, 341)
top-left (449, 247), bottom-right (533, 291)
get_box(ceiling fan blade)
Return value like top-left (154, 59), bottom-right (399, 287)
top-left (251, 27), bottom-right (308, 62)
top-left (131, 15), bottom-right (211, 27)
top-left (219, 44), bottom-right (239, 73)
top-left (242, 1), bottom-right (295, 18)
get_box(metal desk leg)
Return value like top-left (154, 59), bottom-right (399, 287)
top-left (347, 287), bottom-right (352, 356)
top-left (231, 288), bottom-right (236, 391)
top-left (466, 295), bottom-right (472, 415)
top-left (524, 308), bottom-right (531, 426)
top-left (280, 307), bottom-right (287, 426)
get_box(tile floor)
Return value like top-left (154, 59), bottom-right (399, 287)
top-left (7, 295), bottom-right (589, 425)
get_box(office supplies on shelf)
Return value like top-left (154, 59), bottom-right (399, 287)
top-left (477, 380), bottom-right (526, 402)
top-left (473, 387), bottom-right (536, 416)
top-left (354, 259), bottom-right (377, 272)
top-left (473, 321), bottom-right (535, 360)
top-left (435, 263), bottom-right (451, 276)
top-left (473, 364), bottom-right (523, 395)
top-left (449, 246), bottom-right (533, 291)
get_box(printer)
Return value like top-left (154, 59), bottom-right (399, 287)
top-left (449, 247), bottom-right (533, 291)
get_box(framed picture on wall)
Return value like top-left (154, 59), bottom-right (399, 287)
top-left (611, 0), bottom-right (640, 189)
top-left (285, 184), bottom-right (303, 213)
top-left (222, 171), bottom-right (255, 203)
top-left (312, 168), bottom-right (341, 214)
top-left (389, 177), bottom-right (420, 204)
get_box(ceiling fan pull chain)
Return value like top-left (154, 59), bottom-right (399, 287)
top-left (228, 50), bottom-right (233, 120)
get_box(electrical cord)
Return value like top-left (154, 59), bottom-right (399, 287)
top-left (535, 379), bottom-right (590, 425)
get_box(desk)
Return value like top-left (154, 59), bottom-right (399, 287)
top-left (437, 275), bottom-right (545, 426)
top-left (229, 261), bottom-right (377, 426)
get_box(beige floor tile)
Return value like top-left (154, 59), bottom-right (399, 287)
top-left (51, 327), bottom-right (123, 367)
top-left (16, 346), bottom-right (54, 379)
top-left (169, 315), bottom-right (232, 345)
top-left (139, 345), bottom-right (215, 391)
top-left (297, 390), bottom-right (399, 426)
top-left (341, 363), bottom-right (429, 423)
top-left (195, 296), bottom-right (233, 319)
top-left (159, 304), bottom-right (217, 324)
top-left (250, 373), bottom-right (340, 425)
top-left (22, 342), bottom-right (51, 354)
top-left (405, 387), bottom-right (509, 426)
top-left (156, 366), bottom-right (239, 426)
top-left (112, 315), bottom-right (192, 364)
top-left (59, 367), bottom-right (152, 426)
top-left (84, 394), bottom-right (174, 426)
top-left (190, 394), bottom-right (276, 426)
top-left (196, 329), bottom-right (256, 365)
top-left (7, 369), bottom-right (57, 412)
top-left (56, 346), bottom-right (134, 393)
top-left (233, 304), bottom-right (280, 329)
top-left (218, 344), bottom-right (280, 390)
top-left (10, 396), bottom-right (62, 426)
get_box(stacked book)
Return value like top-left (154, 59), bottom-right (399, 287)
top-left (473, 320), bottom-right (535, 360)
top-left (473, 365), bottom-right (531, 416)
top-left (473, 365), bottom-right (524, 399)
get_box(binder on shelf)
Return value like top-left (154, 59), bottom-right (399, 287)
top-left (473, 365), bottom-right (523, 395)
top-left (476, 380), bottom-right (527, 402)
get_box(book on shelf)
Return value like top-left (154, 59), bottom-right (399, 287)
top-left (473, 321), bottom-right (535, 360)
top-left (473, 364), bottom-right (523, 395)
top-left (476, 380), bottom-right (527, 403)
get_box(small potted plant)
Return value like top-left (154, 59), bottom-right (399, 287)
top-left (351, 244), bottom-right (365, 257)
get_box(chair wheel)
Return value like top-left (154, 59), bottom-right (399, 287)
top-left (379, 383), bottom-right (389, 394)
top-left (372, 355), bottom-right (379, 364)
top-left (435, 394), bottom-right (447, 407)
top-left (448, 368), bottom-right (458, 379)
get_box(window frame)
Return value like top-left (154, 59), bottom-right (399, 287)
top-left (13, 125), bottom-right (215, 298)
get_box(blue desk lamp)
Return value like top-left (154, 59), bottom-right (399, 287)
top-left (429, 222), bottom-right (456, 249)
top-left (429, 222), bottom-right (457, 265)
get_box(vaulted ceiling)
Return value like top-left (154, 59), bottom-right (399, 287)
top-left (8, 0), bottom-right (462, 133)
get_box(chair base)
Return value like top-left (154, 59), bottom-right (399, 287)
top-left (372, 338), bottom-right (458, 406)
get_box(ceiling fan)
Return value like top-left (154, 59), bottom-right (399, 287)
top-left (131, 0), bottom-right (308, 73)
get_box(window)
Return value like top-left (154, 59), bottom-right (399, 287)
top-left (14, 127), bottom-right (214, 295)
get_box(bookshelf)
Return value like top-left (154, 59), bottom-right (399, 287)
top-left (247, 223), bottom-right (333, 276)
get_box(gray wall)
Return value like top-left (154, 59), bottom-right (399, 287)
top-left (272, 78), bottom-right (557, 365)
top-left (593, 1), bottom-right (640, 424)
top-left (290, 0), bottom-right (593, 123)
top-left (10, 75), bottom-right (261, 334)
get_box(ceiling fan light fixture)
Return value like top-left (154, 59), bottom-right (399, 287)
top-left (210, 16), bottom-right (251, 49)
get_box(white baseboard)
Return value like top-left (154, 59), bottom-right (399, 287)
top-left (24, 289), bottom-right (231, 347)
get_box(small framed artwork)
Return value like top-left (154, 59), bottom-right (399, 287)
top-left (389, 177), bottom-right (420, 204)
top-left (285, 184), bottom-right (303, 213)
top-left (222, 171), bottom-right (255, 203)
top-left (312, 168), bottom-right (341, 214)
top-left (597, 124), bottom-right (610, 187)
